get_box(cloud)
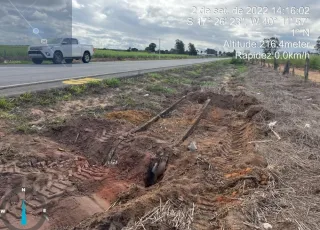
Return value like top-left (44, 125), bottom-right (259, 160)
top-left (0, 0), bottom-right (319, 53)
top-left (28, 10), bottom-right (48, 21)
top-left (72, 0), bottom-right (84, 9)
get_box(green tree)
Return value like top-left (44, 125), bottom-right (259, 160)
top-left (148, 43), bottom-right (157, 52)
top-left (170, 48), bottom-right (177, 54)
top-left (262, 37), bottom-right (280, 55)
top-left (315, 36), bottom-right (320, 53)
top-left (261, 37), bottom-right (280, 70)
top-left (175, 39), bottom-right (185, 54)
top-left (188, 43), bottom-right (197, 56)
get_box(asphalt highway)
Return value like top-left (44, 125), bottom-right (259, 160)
top-left (0, 58), bottom-right (226, 96)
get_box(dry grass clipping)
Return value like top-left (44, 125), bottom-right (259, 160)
top-left (234, 65), bottom-right (320, 230)
top-left (122, 199), bottom-right (195, 230)
top-left (106, 110), bottom-right (152, 125)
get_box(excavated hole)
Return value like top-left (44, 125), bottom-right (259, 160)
top-left (39, 91), bottom-right (273, 229)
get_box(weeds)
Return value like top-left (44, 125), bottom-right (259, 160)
top-left (148, 73), bottom-right (162, 80)
top-left (69, 85), bottom-right (87, 95)
top-left (237, 65), bottom-right (248, 73)
top-left (200, 81), bottom-right (217, 87)
top-left (187, 71), bottom-right (199, 77)
top-left (19, 92), bottom-right (33, 103)
top-left (103, 78), bottom-right (121, 88)
top-left (87, 80), bottom-right (103, 88)
top-left (0, 97), bottom-right (13, 110)
top-left (0, 111), bottom-right (17, 120)
top-left (163, 76), bottom-right (192, 85)
top-left (146, 84), bottom-right (176, 94)
top-left (231, 57), bottom-right (246, 65)
top-left (62, 93), bottom-right (72, 101)
top-left (116, 94), bottom-right (137, 107)
top-left (16, 124), bottom-right (33, 134)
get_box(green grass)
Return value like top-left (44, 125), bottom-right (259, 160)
top-left (230, 57), bottom-right (246, 65)
top-left (236, 65), bottom-right (248, 73)
top-left (0, 97), bottom-right (13, 110)
top-left (103, 78), bottom-right (121, 88)
top-left (200, 81), bottom-right (217, 87)
top-left (187, 70), bottom-right (201, 77)
top-left (19, 92), bottom-right (34, 103)
top-left (62, 93), bottom-right (72, 101)
top-left (87, 80), bottom-right (103, 88)
top-left (146, 84), bottom-right (176, 94)
top-left (0, 111), bottom-right (17, 120)
top-left (115, 94), bottom-right (137, 107)
top-left (163, 76), bottom-right (192, 85)
top-left (68, 85), bottom-right (87, 95)
top-left (148, 73), bottom-right (162, 80)
top-left (16, 124), bottom-right (34, 134)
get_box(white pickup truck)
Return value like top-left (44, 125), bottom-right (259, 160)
top-left (28, 38), bottom-right (94, 64)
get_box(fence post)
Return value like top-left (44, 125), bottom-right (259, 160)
top-left (273, 56), bottom-right (278, 71)
top-left (292, 65), bottom-right (295, 76)
top-left (283, 60), bottom-right (290, 75)
top-left (304, 56), bottom-right (310, 82)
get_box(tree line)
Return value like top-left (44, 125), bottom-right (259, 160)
top-left (261, 36), bottom-right (320, 55)
top-left (127, 39), bottom-right (235, 56)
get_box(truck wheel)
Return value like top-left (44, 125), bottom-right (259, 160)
top-left (82, 51), bottom-right (91, 63)
top-left (32, 58), bottom-right (43, 64)
top-left (65, 59), bottom-right (73, 64)
top-left (53, 51), bottom-right (63, 64)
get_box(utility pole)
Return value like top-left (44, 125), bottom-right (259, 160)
top-left (159, 39), bottom-right (161, 60)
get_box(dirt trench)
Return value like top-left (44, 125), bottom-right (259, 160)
top-left (0, 91), bottom-right (270, 230)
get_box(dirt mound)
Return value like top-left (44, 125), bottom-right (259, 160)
top-left (47, 116), bottom-right (134, 164)
top-left (106, 110), bottom-right (153, 125)
top-left (245, 105), bottom-right (275, 122)
top-left (188, 91), bottom-right (258, 111)
top-left (47, 116), bottom-right (172, 186)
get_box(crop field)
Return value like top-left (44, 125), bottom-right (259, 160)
top-left (0, 45), bottom-right (194, 62)
top-left (93, 49), bottom-right (190, 60)
top-left (0, 45), bottom-right (28, 58)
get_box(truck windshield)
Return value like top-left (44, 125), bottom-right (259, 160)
top-left (47, 38), bottom-right (62, 44)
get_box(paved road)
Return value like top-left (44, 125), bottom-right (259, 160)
top-left (0, 58), bottom-right (225, 96)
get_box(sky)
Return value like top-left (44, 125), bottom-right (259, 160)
top-left (0, 0), bottom-right (319, 52)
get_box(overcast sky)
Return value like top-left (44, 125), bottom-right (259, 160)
top-left (0, 0), bottom-right (319, 52)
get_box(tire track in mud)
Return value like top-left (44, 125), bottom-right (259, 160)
top-left (189, 113), bottom-right (259, 229)
top-left (0, 157), bottom-right (112, 229)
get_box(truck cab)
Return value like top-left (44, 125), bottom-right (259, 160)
top-left (28, 38), bottom-right (94, 64)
